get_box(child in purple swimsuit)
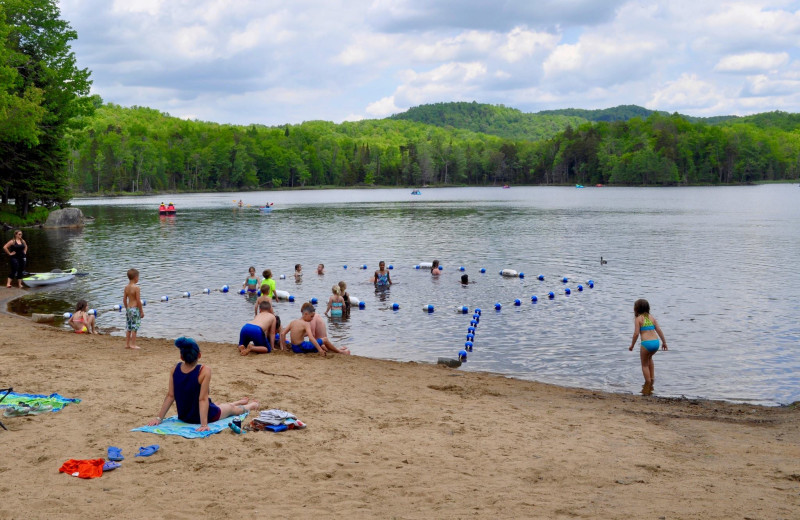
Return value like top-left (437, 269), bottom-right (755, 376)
top-left (147, 337), bottom-right (260, 432)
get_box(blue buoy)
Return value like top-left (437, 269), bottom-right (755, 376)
top-left (392, 303), bottom-right (400, 310)
top-left (203, 288), bottom-right (211, 294)
top-left (577, 284), bottom-right (583, 291)
top-left (343, 265), bottom-right (348, 269)
top-left (457, 306), bottom-right (469, 313)
top-left (466, 333), bottom-right (474, 341)
top-left (423, 304), bottom-right (434, 312)
top-left (388, 265), bottom-right (393, 270)
top-left (467, 326), bottom-right (475, 334)
top-left (239, 289), bottom-right (246, 295)
top-left (514, 299), bottom-right (521, 306)
top-left (414, 265), bottom-right (420, 269)
top-left (182, 292), bottom-right (190, 298)
top-left (562, 277), bottom-right (568, 283)
top-left (480, 268), bottom-right (486, 273)
top-left (275, 333), bottom-right (280, 342)
top-left (465, 341), bottom-right (473, 352)
top-left (358, 301), bottom-right (366, 309)
top-left (565, 288), bottom-right (571, 295)
top-left (311, 297), bottom-right (318, 305)
top-left (438, 266), bottom-right (443, 271)
top-left (141, 300), bottom-right (147, 306)
top-left (222, 285), bottom-right (229, 293)
top-left (459, 266), bottom-right (465, 271)
top-left (531, 295), bottom-right (538, 303)
top-left (458, 350), bottom-right (468, 362)
top-left (519, 272), bottom-right (525, 278)
top-left (538, 275), bottom-right (544, 281)
top-left (474, 308), bottom-right (481, 315)
top-left (548, 291), bottom-right (555, 299)
top-left (495, 302), bottom-right (502, 310)
top-left (257, 291), bottom-right (261, 296)
top-left (472, 315), bottom-right (480, 323)
top-left (470, 320), bottom-right (477, 327)
top-left (588, 279), bottom-right (594, 288)
top-left (361, 264), bottom-right (367, 269)
top-left (288, 295), bottom-right (295, 302)
top-left (63, 312), bottom-right (72, 318)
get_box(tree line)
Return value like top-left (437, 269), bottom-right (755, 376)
top-left (69, 104), bottom-right (800, 194)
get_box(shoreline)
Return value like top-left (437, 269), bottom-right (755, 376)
top-left (1, 286), bottom-right (799, 518)
top-left (2, 287), bottom-right (794, 408)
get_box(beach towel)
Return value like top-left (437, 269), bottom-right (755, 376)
top-left (0, 392), bottom-right (80, 414)
top-left (131, 413), bottom-right (248, 439)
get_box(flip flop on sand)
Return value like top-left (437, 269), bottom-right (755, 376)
top-left (135, 445), bottom-right (160, 457)
top-left (102, 461), bottom-right (121, 472)
top-left (107, 446), bottom-right (124, 461)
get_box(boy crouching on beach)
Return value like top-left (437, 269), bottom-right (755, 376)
top-left (239, 301), bottom-right (277, 356)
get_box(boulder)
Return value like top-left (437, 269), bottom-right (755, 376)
top-left (32, 313), bottom-right (56, 323)
top-left (44, 208), bottom-right (85, 229)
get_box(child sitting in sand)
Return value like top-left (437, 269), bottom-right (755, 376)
top-left (239, 301), bottom-right (277, 355)
top-left (148, 337), bottom-right (260, 432)
top-left (628, 298), bottom-right (668, 394)
top-left (68, 300), bottom-right (98, 334)
top-left (280, 302), bottom-right (349, 355)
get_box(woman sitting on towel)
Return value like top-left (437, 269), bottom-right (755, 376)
top-left (147, 337), bottom-right (260, 432)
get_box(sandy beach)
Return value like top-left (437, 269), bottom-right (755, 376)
top-left (0, 286), bottom-right (798, 519)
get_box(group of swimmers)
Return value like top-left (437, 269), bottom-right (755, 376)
top-left (238, 265), bottom-right (352, 356)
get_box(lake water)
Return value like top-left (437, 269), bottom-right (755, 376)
top-left (5, 185), bottom-right (800, 405)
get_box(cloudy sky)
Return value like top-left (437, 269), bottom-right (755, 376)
top-left (59, 0), bottom-right (800, 125)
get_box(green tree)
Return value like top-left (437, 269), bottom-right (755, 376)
top-left (0, 0), bottom-right (92, 214)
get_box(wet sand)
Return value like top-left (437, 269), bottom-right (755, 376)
top-left (0, 286), bottom-right (798, 519)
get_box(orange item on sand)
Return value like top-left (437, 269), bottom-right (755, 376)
top-left (58, 459), bottom-right (105, 479)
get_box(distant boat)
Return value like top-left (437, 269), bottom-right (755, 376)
top-left (259, 205), bottom-right (273, 213)
top-left (575, 184), bottom-right (585, 188)
top-left (411, 190), bottom-right (422, 195)
top-left (596, 184), bottom-right (604, 187)
top-left (502, 185), bottom-right (510, 189)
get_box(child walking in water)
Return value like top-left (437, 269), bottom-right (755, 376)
top-left (372, 261), bottom-right (392, 288)
top-left (628, 299), bottom-right (668, 393)
top-left (68, 300), bottom-right (98, 334)
top-left (338, 280), bottom-right (351, 317)
top-left (123, 268), bottom-right (144, 349)
top-left (243, 266), bottom-right (260, 294)
top-left (325, 285), bottom-right (345, 317)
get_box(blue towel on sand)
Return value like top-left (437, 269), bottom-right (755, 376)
top-left (0, 392), bottom-right (80, 412)
top-left (131, 413), bottom-right (248, 439)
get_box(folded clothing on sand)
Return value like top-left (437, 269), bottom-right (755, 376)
top-left (248, 409), bottom-right (305, 432)
top-left (131, 413), bottom-right (248, 439)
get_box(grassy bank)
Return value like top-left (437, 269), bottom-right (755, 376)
top-left (0, 205), bottom-right (50, 227)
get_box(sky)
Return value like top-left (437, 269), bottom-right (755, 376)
top-left (58, 0), bottom-right (800, 126)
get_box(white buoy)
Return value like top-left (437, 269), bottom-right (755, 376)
top-left (500, 269), bottom-right (518, 277)
top-left (203, 288), bottom-right (211, 294)
top-left (279, 274), bottom-right (286, 279)
top-left (418, 261), bottom-right (433, 269)
top-left (88, 309), bottom-right (96, 316)
top-left (113, 304), bottom-right (123, 311)
top-left (160, 296), bottom-right (169, 302)
top-left (182, 291), bottom-right (190, 298)
top-left (63, 312), bottom-right (72, 318)
top-left (274, 289), bottom-right (291, 301)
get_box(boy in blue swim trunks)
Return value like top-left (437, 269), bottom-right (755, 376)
top-left (280, 302), bottom-right (350, 355)
top-left (629, 298), bottom-right (668, 393)
top-left (238, 301), bottom-right (277, 356)
top-left (123, 268), bottom-right (144, 350)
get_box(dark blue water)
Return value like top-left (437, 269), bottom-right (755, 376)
top-left (6, 185), bottom-right (800, 405)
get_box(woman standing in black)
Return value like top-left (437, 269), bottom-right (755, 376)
top-left (3, 230), bottom-right (27, 288)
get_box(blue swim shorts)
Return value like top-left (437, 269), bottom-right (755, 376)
top-left (239, 323), bottom-right (270, 352)
top-left (290, 338), bottom-right (323, 354)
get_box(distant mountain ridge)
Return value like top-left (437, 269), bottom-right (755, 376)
top-left (389, 101), bottom-right (743, 140)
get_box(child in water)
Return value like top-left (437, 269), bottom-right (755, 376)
top-left (243, 266), bottom-right (260, 294)
top-left (431, 259), bottom-right (440, 276)
top-left (294, 264), bottom-right (303, 281)
top-left (628, 299), bottom-right (668, 393)
top-left (338, 280), bottom-right (351, 317)
top-left (325, 284), bottom-right (345, 318)
top-left (372, 261), bottom-right (392, 288)
top-left (68, 300), bottom-right (98, 334)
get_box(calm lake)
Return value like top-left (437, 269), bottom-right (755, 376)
top-left (6, 185), bottom-right (800, 405)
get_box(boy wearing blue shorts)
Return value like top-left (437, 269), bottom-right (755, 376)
top-left (238, 301), bottom-right (276, 356)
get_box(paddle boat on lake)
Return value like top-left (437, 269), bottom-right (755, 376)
top-left (159, 202), bottom-right (176, 215)
top-left (22, 268), bottom-right (78, 287)
top-left (411, 190), bottom-right (422, 195)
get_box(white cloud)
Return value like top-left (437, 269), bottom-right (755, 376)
top-left (365, 96), bottom-right (401, 117)
top-left (715, 52), bottom-right (790, 73)
top-left (648, 73), bottom-right (726, 111)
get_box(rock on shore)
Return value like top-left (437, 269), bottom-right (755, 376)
top-left (43, 208), bottom-right (85, 228)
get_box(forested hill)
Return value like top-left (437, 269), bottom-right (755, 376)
top-left (388, 101), bottom-right (586, 140)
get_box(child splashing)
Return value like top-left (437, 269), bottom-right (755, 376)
top-left (628, 299), bottom-right (668, 395)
